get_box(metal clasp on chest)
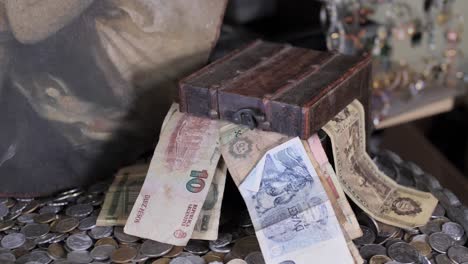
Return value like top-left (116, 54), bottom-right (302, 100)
top-left (232, 108), bottom-right (270, 130)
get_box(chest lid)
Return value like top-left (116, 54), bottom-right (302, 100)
top-left (179, 40), bottom-right (372, 139)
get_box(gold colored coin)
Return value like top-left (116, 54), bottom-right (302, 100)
top-left (22, 200), bottom-right (40, 214)
top-left (12, 248), bottom-right (29, 258)
top-left (203, 253), bottom-right (223, 263)
top-left (48, 243), bottom-right (66, 259)
top-left (410, 240), bottom-right (432, 257)
top-left (0, 220), bottom-right (14, 231)
top-left (111, 247), bottom-right (137, 263)
top-left (95, 237), bottom-right (119, 248)
top-left (34, 213), bottom-right (57, 224)
top-left (369, 255), bottom-right (391, 264)
top-left (152, 258), bottom-right (171, 264)
top-left (163, 246), bottom-right (184, 258)
top-left (54, 217), bottom-right (79, 233)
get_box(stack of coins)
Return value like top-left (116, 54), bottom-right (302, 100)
top-left (0, 149), bottom-right (466, 264)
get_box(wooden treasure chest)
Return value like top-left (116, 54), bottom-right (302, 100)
top-left (179, 40), bottom-right (372, 139)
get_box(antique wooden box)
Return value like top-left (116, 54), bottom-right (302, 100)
top-left (179, 40), bottom-right (372, 139)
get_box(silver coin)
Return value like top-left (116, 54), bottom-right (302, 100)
top-left (244, 251), bottom-right (265, 264)
top-left (21, 224), bottom-right (50, 239)
top-left (436, 254), bottom-right (455, 264)
top-left (209, 242), bottom-right (232, 253)
top-left (429, 232), bottom-right (455, 253)
top-left (0, 203), bottom-right (9, 218)
top-left (88, 226), bottom-right (113, 239)
top-left (39, 206), bottom-right (62, 214)
top-left (448, 245), bottom-right (468, 263)
top-left (133, 247), bottom-right (149, 262)
top-left (387, 242), bottom-right (419, 264)
top-left (185, 240), bottom-right (209, 255)
top-left (0, 252), bottom-right (16, 261)
top-left (210, 233), bottom-right (232, 248)
top-left (419, 219), bottom-right (444, 235)
top-left (140, 239), bottom-right (173, 257)
top-left (113, 226), bottom-right (139, 243)
top-left (1, 233), bottom-right (26, 249)
top-left (169, 257), bottom-right (193, 264)
top-left (49, 233), bottom-right (68, 244)
top-left (186, 255), bottom-right (205, 264)
top-left (443, 189), bottom-right (461, 207)
top-left (90, 245), bottom-right (115, 261)
top-left (88, 182), bottom-right (109, 194)
top-left (28, 250), bottom-right (52, 264)
top-left (353, 225), bottom-right (376, 245)
top-left (35, 233), bottom-right (57, 245)
top-left (11, 202), bottom-right (28, 214)
top-left (67, 250), bottom-right (93, 263)
top-left (78, 216), bottom-right (97, 231)
top-left (227, 260), bottom-right (248, 264)
top-left (432, 203), bottom-right (446, 218)
top-left (359, 244), bottom-right (386, 260)
top-left (18, 214), bottom-right (39, 224)
top-left (65, 204), bottom-right (93, 218)
top-left (66, 233), bottom-right (93, 251)
top-left (442, 222), bottom-right (465, 241)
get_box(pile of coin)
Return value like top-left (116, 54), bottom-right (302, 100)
top-left (0, 183), bottom-right (265, 264)
top-left (0, 148), bottom-right (467, 264)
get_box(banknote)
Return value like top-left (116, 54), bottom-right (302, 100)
top-left (220, 123), bottom-right (289, 187)
top-left (322, 100), bottom-right (438, 229)
top-left (191, 159), bottom-right (227, 240)
top-left (124, 107), bottom-right (221, 246)
top-left (238, 138), bottom-right (354, 264)
top-left (304, 142), bottom-right (363, 263)
top-left (97, 166), bottom-right (147, 226)
top-left (305, 134), bottom-right (362, 240)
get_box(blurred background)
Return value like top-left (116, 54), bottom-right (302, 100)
top-left (214, 0), bottom-right (468, 201)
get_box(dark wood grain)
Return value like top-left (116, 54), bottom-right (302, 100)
top-left (179, 40), bottom-right (372, 138)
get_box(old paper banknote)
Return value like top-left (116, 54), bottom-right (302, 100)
top-left (124, 107), bottom-right (221, 246)
top-left (322, 100), bottom-right (438, 229)
top-left (220, 123), bottom-right (289, 187)
top-left (306, 134), bottom-right (362, 240)
top-left (239, 137), bottom-right (354, 264)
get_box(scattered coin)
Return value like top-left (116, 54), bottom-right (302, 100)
top-left (210, 233), bottom-right (233, 248)
top-left (67, 250), bottom-right (93, 263)
top-left (442, 221), bottom-right (465, 241)
top-left (90, 244), bottom-right (116, 261)
top-left (359, 244), bottom-right (386, 260)
top-left (185, 240), bottom-right (210, 255)
top-left (114, 226), bottom-right (139, 243)
top-left (66, 233), bottom-right (93, 251)
top-left (141, 239), bottom-right (173, 257)
top-left (163, 246), bottom-right (184, 258)
top-left (78, 216), bottom-right (97, 231)
top-left (95, 237), bottom-right (118, 248)
top-left (387, 242), bottom-right (419, 264)
top-left (65, 204), bottom-right (93, 218)
top-left (429, 232), bottom-right (455, 253)
top-left (88, 226), bottom-right (113, 239)
top-left (447, 245), bottom-right (468, 263)
top-left (409, 240), bottom-right (432, 257)
top-left (353, 225), bottom-right (376, 245)
top-left (111, 246), bottom-right (137, 263)
top-left (227, 259), bottom-right (248, 264)
top-left (47, 243), bottom-right (66, 260)
top-left (369, 255), bottom-right (391, 264)
top-left (33, 213), bottom-right (57, 224)
top-left (1, 233), bottom-right (26, 249)
top-left (21, 223), bottom-right (50, 239)
top-left (244, 251), bottom-right (265, 264)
